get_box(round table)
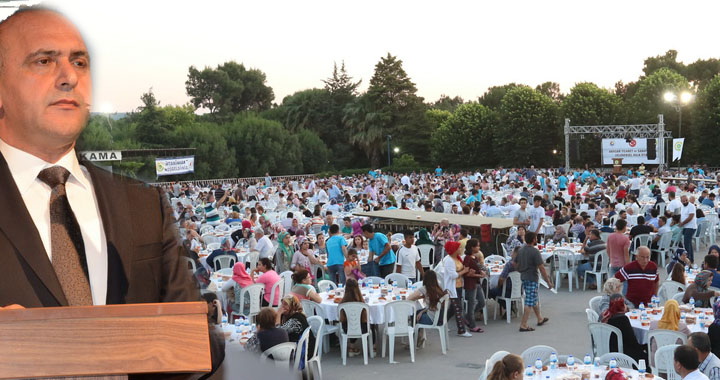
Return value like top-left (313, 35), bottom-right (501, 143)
top-left (318, 286), bottom-right (417, 325)
top-left (626, 306), bottom-right (713, 344)
top-left (533, 365), bottom-right (662, 380)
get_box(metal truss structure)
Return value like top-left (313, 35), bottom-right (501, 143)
top-left (564, 114), bottom-right (670, 171)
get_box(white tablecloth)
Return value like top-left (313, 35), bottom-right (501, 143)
top-left (318, 287), bottom-right (416, 325)
top-left (535, 366), bottom-right (662, 380)
top-left (626, 306), bottom-right (713, 344)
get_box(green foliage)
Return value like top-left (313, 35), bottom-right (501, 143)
top-left (323, 61), bottom-right (361, 102)
top-left (225, 116), bottom-right (303, 176)
top-left (393, 153), bottom-right (418, 168)
top-left (535, 82), bottom-right (564, 102)
top-left (296, 128), bottom-right (329, 173)
top-left (185, 61), bottom-right (274, 118)
top-left (496, 87), bottom-right (560, 167)
top-left (478, 83), bottom-right (522, 110)
top-left (76, 115), bottom-right (113, 151)
top-left (431, 103), bottom-right (496, 168)
top-left (690, 75), bottom-right (720, 163)
top-left (431, 95), bottom-right (464, 112)
top-left (171, 121), bottom-right (237, 179)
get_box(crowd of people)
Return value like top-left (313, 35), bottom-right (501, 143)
top-left (169, 164), bottom-right (720, 371)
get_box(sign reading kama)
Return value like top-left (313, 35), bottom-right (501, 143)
top-left (155, 156), bottom-right (195, 176)
top-left (601, 138), bottom-right (660, 165)
top-left (80, 150), bottom-right (122, 161)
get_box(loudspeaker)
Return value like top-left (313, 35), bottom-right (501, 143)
top-left (646, 138), bottom-right (656, 160)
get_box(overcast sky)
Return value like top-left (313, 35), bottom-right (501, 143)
top-left (6, 0), bottom-right (719, 113)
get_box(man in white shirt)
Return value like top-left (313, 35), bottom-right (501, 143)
top-left (246, 183), bottom-right (258, 201)
top-left (401, 174), bottom-right (410, 189)
top-left (668, 191), bottom-right (683, 215)
top-left (529, 196), bottom-right (545, 236)
top-left (689, 332), bottom-right (720, 380)
top-left (253, 227), bottom-right (274, 260)
top-left (395, 231), bottom-right (424, 282)
top-left (317, 186), bottom-right (329, 206)
top-left (680, 195), bottom-right (698, 262)
top-left (674, 345), bottom-right (710, 380)
top-left (513, 198), bottom-right (531, 228)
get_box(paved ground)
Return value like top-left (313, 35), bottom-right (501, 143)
top-left (211, 246), bottom-right (708, 380)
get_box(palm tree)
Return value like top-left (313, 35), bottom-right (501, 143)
top-left (343, 95), bottom-right (390, 168)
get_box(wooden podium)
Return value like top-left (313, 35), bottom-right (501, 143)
top-left (612, 157), bottom-right (623, 174)
top-left (0, 302), bottom-right (212, 379)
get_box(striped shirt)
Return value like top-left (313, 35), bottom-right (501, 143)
top-left (700, 352), bottom-right (720, 380)
top-left (615, 260), bottom-right (658, 307)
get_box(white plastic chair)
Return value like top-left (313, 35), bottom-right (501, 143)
top-left (279, 270), bottom-right (294, 296)
top-left (418, 245), bottom-right (435, 269)
top-left (301, 300), bottom-right (340, 356)
top-left (317, 280), bottom-right (337, 293)
top-left (654, 344), bottom-right (682, 380)
top-left (599, 353), bottom-right (638, 370)
top-left (520, 345), bottom-right (557, 366)
top-left (213, 254), bottom-right (236, 271)
top-left (269, 278), bottom-right (284, 309)
top-left (200, 225), bottom-right (214, 235)
top-left (658, 281), bottom-right (686, 304)
top-left (414, 294), bottom-right (450, 354)
top-left (554, 249), bottom-right (578, 292)
top-left (695, 220), bottom-right (711, 251)
top-left (306, 316), bottom-right (324, 380)
top-left (480, 350), bottom-right (511, 380)
top-left (589, 295), bottom-right (603, 315)
top-left (214, 224), bottom-right (230, 232)
top-left (293, 327), bottom-right (312, 376)
top-left (583, 250), bottom-right (608, 292)
top-left (648, 329), bottom-right (687, 374)
top-left (231, 283), bottom-right (264, 323)
top-left (585, 308), bottom-right (599, 323)
top-left (182, 256), bottom-right (196, 277)
top-left (385, 273), bottom-right (411, 288)
top-left (381, 300), bottom-right (416, 363)
top-left (484, 255), bottom-right (506, 266)
top-left (631, 234), bottom-right (652, 259)
top-left (672, 292), bottom-right (685, 303)
top-left (245, 251), bottom-right (260, 271)
top-left (206, 242), bottom-right (221, 251)
top-left (260, 342), bottom-right (297, 369)
top-left (338, 302), bottom-right (374, 365)
top-left (494, 272), bottom-right (524, 324)
top-left (361, 276), bottom-right (384, 286)
top-left (588, 322), bottom-right (622, 358)
top-left (202, 234), bottom-right (221, 247)
top-left (652, 232), bottom-right (673, 268)
top-left (600, 232), bottom-right (611, 243)
top-left (217, 268), bottom-right (233, 277)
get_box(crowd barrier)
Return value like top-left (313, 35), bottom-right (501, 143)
top-left (149, 174), bottom-right (315, 187)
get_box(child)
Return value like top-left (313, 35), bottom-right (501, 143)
top-left (344, 248), bottom-right (365, 281)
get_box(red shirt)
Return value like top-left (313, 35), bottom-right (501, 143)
top-left (568, 182), bottom-right (576, 196)
top-left (615, 260), bottom-right (658, 307)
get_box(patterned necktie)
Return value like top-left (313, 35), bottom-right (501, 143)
top-left (37, 166), bottom-right (93, 306)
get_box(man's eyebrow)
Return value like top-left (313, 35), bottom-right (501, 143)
top-left (24, 49), bottom-right (90, 62)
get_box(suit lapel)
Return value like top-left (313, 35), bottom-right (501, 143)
top-left (83, 162), bottom-right (133, 304)
top-left (0, 152), bottom-right (68, 306)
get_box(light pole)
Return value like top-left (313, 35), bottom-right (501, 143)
top-left (386, 135), bottom-right (392, 167)
top-left (663, 91), bottom-right (693, 138)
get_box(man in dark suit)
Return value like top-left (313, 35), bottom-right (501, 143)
top-left (0, 6), bottom-right (223, 376)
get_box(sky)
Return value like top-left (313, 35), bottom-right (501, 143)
top-left (4, 0), bottom-right (720, 113)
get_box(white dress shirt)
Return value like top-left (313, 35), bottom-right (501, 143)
top-left (0, 139), bottom-right (108, 305)
top-left (683, 369), bottom-right (710, 380)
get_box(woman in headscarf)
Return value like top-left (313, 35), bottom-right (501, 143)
top-left (683, 270), bottom-right (720, 308)
top-left (222, 262), bottom-right (254, 316)
top-left (603, 294), bottom-right (648, 363)
top-left (274, 231), bottom-right (293, 273)
top-left (505, 226), bottom-right (526, 253)
top-left (291, 240), bottom-right (322, 280)
top-left (416, 228), bottom-right (434, 246)
top-left (708, 245), bottom-right (720, 258)
top-left (708, 299), bottom-right (720, 357)
top-left (352, 221), bottom-right (363, 237)
top-left (666, 248), bottom-right (692, 275)
top-left (441, 241), bottom-right (472, 337)
top-left (648, 299), bottom-right (690, 367)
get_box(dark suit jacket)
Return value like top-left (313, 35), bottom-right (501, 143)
top-left (0, 152), bottom-right (223, 376)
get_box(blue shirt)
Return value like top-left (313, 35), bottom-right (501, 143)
top-left (466, 195), bottom-right (477, 205)
top-left (370, 232), bottom-right (395, 266)
top-left (558, 175), bottom-right (568, 190)
top-left (703, 198), bottom-right (715, 208)
top-left (435, 167), bottom-right (442, 176)
top-left (326, 235), bottom-right (348, 267)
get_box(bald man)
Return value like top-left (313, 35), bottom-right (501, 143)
top-left (614, 246), bottom-right (659, 307)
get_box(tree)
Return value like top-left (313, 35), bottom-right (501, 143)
top-left (431, 95), bottom-right (464, 112)
top-left (643, 50), bottom-right (686, 78)
top-left (185, 61), bottom-right (274, 117)
top-left (275, 89), bottom-right (333, 133)
top-left (296, 128), bottom-right (329, 173)
top-left (496, 86), bottom-right (560, 167)
top-left (431, 102), bottom-right (497, 168)
top-left (225, 116), bottom-right (302, 176)
top-left (171, 121), bottom-right (237, 179)
top-left (690, 74), bottom-right (720, 163)
top-left (133, 89), bottom-right (196, 147)
top-left (535, 82), bottom-right (564, 102)
top-left (322, 61), bottom-right (361, 102)
top-left (344, 94), bottom-right (390, 168)
top-left (76, 115), bottom-right (114, 151)
top-left (478, 83), bottom-right (521, 110)
top-left (561, 83), bottom-right (623, 166)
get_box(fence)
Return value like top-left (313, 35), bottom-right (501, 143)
top-left (149, 174), bottom-right (315, 187)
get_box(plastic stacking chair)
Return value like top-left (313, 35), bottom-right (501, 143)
top-left (582, 250), bottom-right (608, 292)
top-left (231, 283), bottom-right (264, 323)
top-left (317, 280), bottom-right (337, 293)
top-left (585, 308), bottom-right (599, 323)
top-left (520, 345), bottom-right (557, 365)
top-left (588, 322), bottom-right (622, 358)
top-left (494, 272), bottom-right (524, 324)
top-left (599, 353), bottom-right (638, 370)
top-left (647, 329), bottom-right (686, 374)
top-left (213, 254), bottom-right (236, 270)
top-left (480, 350), bottom-right (511, 380)
top-left (414, 294), bottom-right (450, 354)
top-left (260, 342), bottom-right (296, 369)
top-left (306, 316), bottom-right (324, 379)
top-left (384, 273), bottom-right (411, 288)
top-left (381, 300), bottom-right (416, 363)
top-left (654, 345), bottom-right (682, 380)
top-left (338, 302), bottom-right (374, 365)
top-left (301, 300), bottom-right (341, 356)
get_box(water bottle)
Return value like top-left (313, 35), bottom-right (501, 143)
top-left (381, 280), bottom-right (386, 288)
top-left (686, 265), bottom-right (690, 274)
top-left (594, 357), bottom-right (601, 368)
top-left (584, 354), bottom-right (592, 366)
top-left (609, 358), bottom-right (617, 369)
top-left (525, 366), bottom-right (534, 380)
top-left (535, 358), bottom-right (543, 377)
top-left (638, 359), bottom-right (646, 375)
top-left (339, 283), bottom-right (344, 289)
top-left (690, 297), bottom-right (696, 309)
top-left (250, 323), bottom-right (257, 333)
top-left (567, 355), bottom-right (575, 367)
top-left (639, 302), bottom-right (645, 312)
top-left (562, 238), bottom-right (566, 244)
top-left (549, 352), bottom-right (558, 370)
top-left (221, 313), bottom-right (228, 326)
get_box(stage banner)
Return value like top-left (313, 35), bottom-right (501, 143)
top-left (155, 156), bottom-right (195, 176)
top-left (601, 138), bottom-right (660, 165)
top-left (672, 138), bottom-right (685, 162)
